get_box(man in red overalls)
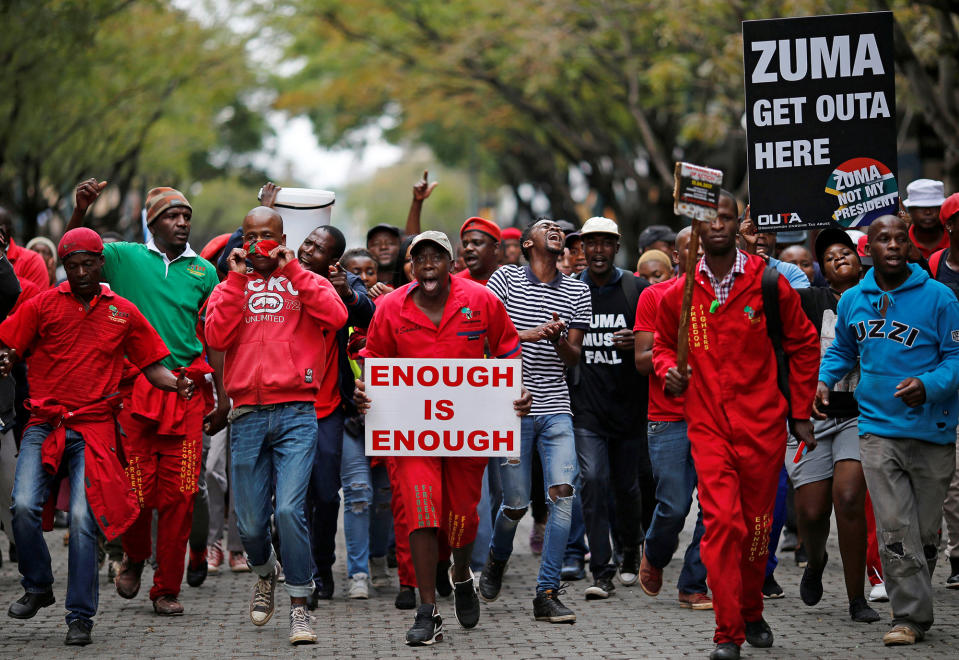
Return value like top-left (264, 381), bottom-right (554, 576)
top-left (653, 192), bottom-right (819, 660)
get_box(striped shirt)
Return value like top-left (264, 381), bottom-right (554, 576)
top-left (698, 249), bottom-right (748, 305)
top-left (487, 265), bottom-right (592, 415)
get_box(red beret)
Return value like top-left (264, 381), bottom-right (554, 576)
top-left (940, 193), bottom-right (959, 225)
top-left (460, 216), bottom-right (501, 242)
top-left (58, 227), bottom-right (103, 260)
top-left (501, 227), bottom-right (522, 241)
top-left (201, 232), bottom-right (232, 262)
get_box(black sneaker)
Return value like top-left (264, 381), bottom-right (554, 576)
top-left (619, 546), bottom-right (639, 586)
top-left (395, 585), bottom-right (417, 610)
top-left (799, 551), bottom-right (827, 606)
top-left (794, 544), bottom-right (808, 568)
top-left (744, 617), bottom-right (773, 648)
top-left (761, 573), bottom-right (784, 599)
top-left (947, 557), bottom-right (959, 589)
top-left (436, 559), bottom-right (453, 598)
top-left (405, 604), bottom-right (443, 646)
top-left (64, 620), bottom-right (92, 646)
top-left (849, 596), bottom-right (880, 623)
top-left (8, 590), bottom-right (55, 619)
top-left (186, 547), bottom-right (208, 588)
top-left (709, 642), bottom-right (741, 660)
top-left (479, 551), bottom-right (508, 602)
top-left (314, 569), bottom-right (334, 600)
top-left (449, 566), bottom-right (480, 628)
top-left (585, 576), bottom-right (615, 600)
top-left (533, 587), bottom-right (576, 623)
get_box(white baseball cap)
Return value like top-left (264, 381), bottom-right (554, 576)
top-left (580, 216), bottom-right (620, 237)
top-left (409, 230), bottom-right (454, 260)
top-left (903, 179), bottom-right (946, 208)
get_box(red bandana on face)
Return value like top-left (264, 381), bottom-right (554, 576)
top-left (243, 239), bottom-right (280, 258)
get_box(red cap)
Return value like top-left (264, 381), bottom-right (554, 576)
top-left (857, 234), bottom-right (869, 257)
top-left (460, 216), bottom-right (501, 242)
top-left (200, 233), bottom-right (232, 262)
top-left (501, 227), bottom-right (522, 241)
top-left (58, 227), bottom-right (103, 260)
top-left (940, 193), bottom-right (959, 225)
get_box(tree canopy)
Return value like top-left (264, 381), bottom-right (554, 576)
top-left (273, 0), bottom-right (959, 262)
top-left (0, 1), bottom-right (268, 241)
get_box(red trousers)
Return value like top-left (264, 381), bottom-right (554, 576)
top-left (119, 389), bottom-right (204, 600)
top-left (391, 456), bottom-right (487, 549)
top-left (865, 490), bottom-right (883, 585)
top-left (690, 417), bottom-right (784, 646)
top-left (386, 459), bottom-right (416, 587)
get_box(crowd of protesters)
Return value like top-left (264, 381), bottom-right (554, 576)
top-left (0, 170), bottom-right (958, 659)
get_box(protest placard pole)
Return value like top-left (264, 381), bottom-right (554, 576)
top-left (675, 220), bottom-right (700, 374)
top-left (672, 162), bottom-right (723, 374)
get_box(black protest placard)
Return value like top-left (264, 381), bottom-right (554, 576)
top-left (743, 11), bottom-right (897, 231)
top-left (673, 162), bottom-right (724, 222)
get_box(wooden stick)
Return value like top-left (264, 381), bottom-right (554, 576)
top-left (676, 218), bottom-right (701, 374)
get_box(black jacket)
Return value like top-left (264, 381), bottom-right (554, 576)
top-left (0, 253), bottom-right (21, 431)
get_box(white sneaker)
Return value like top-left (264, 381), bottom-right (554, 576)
top-left (369, 556), bottom-right (390, 588)
top-left (289, 605), bottom-right (317, 645)
top-left (348, 573), bottom-right (370, 599)
top-left (868, 582), bottom-right (888, 602)
top-left (250, 565), bottom-right (278, 626)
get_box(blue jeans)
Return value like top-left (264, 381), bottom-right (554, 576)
top-left (644, 420), bottom-right (707, 594)
top-left (341, 428), bottom-right (392, 577)
top-left (564, 492), bottom-right (588, 563)
top-left (472, 465), bottom-right (493, 572)
top-left (490, 413), bottom-right (579, 592)
top-left (766, 466), bottom-right (788, 576)
top-left (11, 425), bottom-right (99, 626)
top-left (574, 427), bottom-right (644, 577)
top-left (231, 402), bottom-right (317, 597)
top-left (308, 409), bottom-right (343, 577)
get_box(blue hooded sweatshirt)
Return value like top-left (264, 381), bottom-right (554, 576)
top-left (819, 263), bottom-right (959, 445)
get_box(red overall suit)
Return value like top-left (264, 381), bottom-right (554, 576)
top-left (653, 253), bottom-right (818, 645)
top-left (119, 357), bottom-right (212, 601)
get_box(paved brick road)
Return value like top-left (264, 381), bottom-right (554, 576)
top-left (2, 510), bottom-right (959, 659)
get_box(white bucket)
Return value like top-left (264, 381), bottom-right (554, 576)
top-left (258, 187), bottom-right (335, 253)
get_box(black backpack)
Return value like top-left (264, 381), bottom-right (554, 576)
top-left (761, 265), bottom-right (791, 415)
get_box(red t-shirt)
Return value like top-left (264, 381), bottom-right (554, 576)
top-left (0, 282), bottom-right (169, 409)
top-left (7, 239), bottom-right (50, 291)
top-left (362, 276), bottom-right (519, 360)
top-left (633, 279), bottom-right (684, 421)
top-left (10, 274), bottom-right (40, 314)
top-left (909, 224), bottom-right (950, 260)
top-left (454, 269), bottom-right (490, 286)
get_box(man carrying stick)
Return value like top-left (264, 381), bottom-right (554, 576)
top-left (653, 191), bottom-right (819, 660)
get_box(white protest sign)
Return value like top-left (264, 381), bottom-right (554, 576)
top-left (364, 358), bottom-right (522, 457)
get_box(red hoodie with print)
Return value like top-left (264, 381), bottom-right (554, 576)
top-left (205, 259), bottom-right (348, 406)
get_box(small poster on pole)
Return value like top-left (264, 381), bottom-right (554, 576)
top-left (673, 162), bottom-right (724, 222)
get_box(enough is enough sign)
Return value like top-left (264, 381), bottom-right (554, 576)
top-left (364, 358), bottom-right (522, 457)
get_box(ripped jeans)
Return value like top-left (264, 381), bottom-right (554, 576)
top-left (341, 429), bottom-right (392, 578)
top-left (860, 433), bottom-right (955, 635)
top-left (490, 413), bottom-right (579, 593)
